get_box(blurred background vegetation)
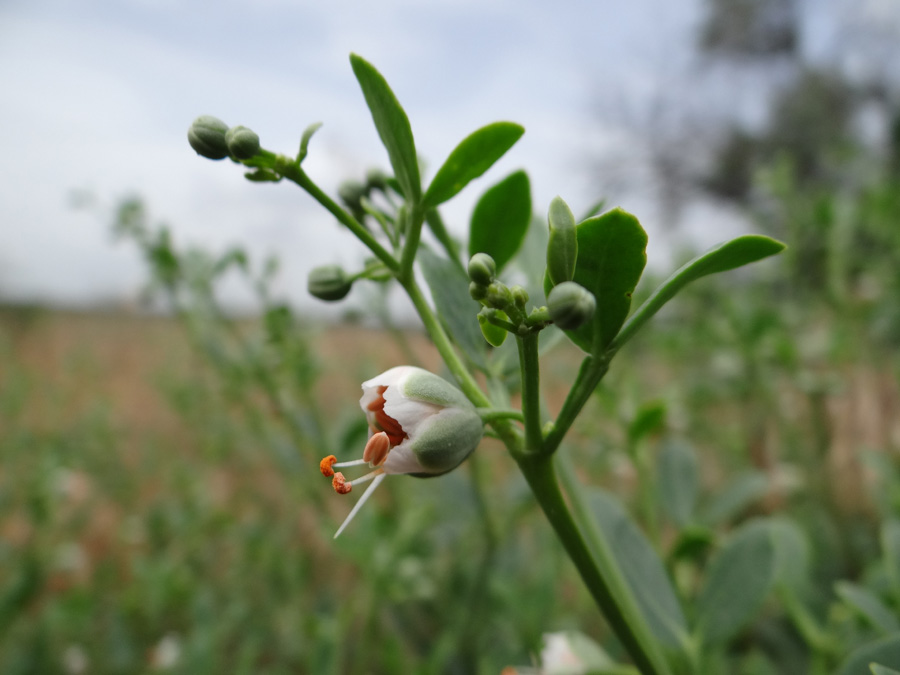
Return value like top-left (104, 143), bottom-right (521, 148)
top-left (2, 1), bottom-right (900, 673)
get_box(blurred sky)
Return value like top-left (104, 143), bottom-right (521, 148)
top-left (0, 0), bottom-right (893, 314)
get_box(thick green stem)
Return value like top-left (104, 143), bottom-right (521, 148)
top-left (516, 454), bottom-right (669, 675)
top-left (544, 355), bottom-right (609, 455)
top-left (517, 333), bottom-right (543, 453)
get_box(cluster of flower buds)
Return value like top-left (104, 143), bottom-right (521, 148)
top-left (188, 116), bottom-right (260, 161)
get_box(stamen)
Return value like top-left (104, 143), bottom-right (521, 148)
top-left (362, 432), bottom-right (391, 466)
top-left (366, 386), bottom-right (408, 447)
top-left (345, 467), bottom-right (384, 488)
top-left (332, 458), bottom-right (369, 468)
top-left (334, 473), bottom-right (387, 538)
top-left (332, 472), bottom-right (352, 494)
top-left (319, 455), bottom-right (337, 477)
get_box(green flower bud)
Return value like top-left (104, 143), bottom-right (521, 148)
top-left (547, 281), bottom-right (596, 330)
top-left (365, 168), bottom-right (389, 191)
top-left (225, 125), bottom-right (260, 160)
top-left (511, 285), bottom-right (529, 311)
top-left (307, 265), bottom-right (353, 302)
top-left (338, 180), bottom-right (368, 210)
top-left (485, 281), bottom-right (512, 310)
top-left (469, 281), bottom-right (488, 302)
top-left (188, 115), bottom-right (230, 160)
top-left (467, 253), bottom-right (496, 286)
top-left (547, 196), bottom-right (578, 286)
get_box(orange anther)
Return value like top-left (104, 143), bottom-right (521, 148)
top-left (319, 455), bottom-right (337, 477)
top-left (363, 432), bottom-right (391, 466)
top-left (332, 472), bottom-right (352, 494)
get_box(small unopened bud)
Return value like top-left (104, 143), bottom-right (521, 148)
top-left (485, 281), bottom-right (512, 310)
top-left (338, 180), bottom-right (368, 210)
top-left (225, 125), bottom-right (260, 160)
top-left (467, 253), bottom-right (496, 286)
top-left (469, 281), bottom-right (487, 302)
top-left (365, 168), bottom-right (389, 191)
top-left (547, 281), bottom-right (595, 330)
top-left (511, 285), bottom-right (529, 311)
top-left (547, 196), bottom-right (578, 286)
top-left (188, 115), bottom-right (230, 160)
top-left (307, 265), bottom-right (353, 302)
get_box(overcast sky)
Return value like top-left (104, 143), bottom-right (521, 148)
top-left (0, 0), bottom-right (892, 314)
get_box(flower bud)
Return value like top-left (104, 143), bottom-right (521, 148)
top-left (547, 281), bottom-right (596, 330)
top-left (511, 285), bottom-right (529, 311)
top-left (467, 253), bottom-right (496, 286)
top-left (307, 265), bottom-right (353, 302)
top-left (188, 115), bottom-right (230, 160)
top-left (225, 125), bottom-right (260, 160)
top-left (547, 196), bottom-right (578, 286)
top-left (365, 168), bottom-right (389, 192)
top-left (469, 281), bottom-right (487, 302)
top-left (338, 180), bottom-right (368, 210)
top-left (485, 281), bottom-right (512, 310)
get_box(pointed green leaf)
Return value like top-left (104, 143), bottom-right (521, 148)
top-left (350, 54), bottom-right (421, 203)
top-left (837, 636), bottom-right (900, 675)
top-left (478, 312), bottom-right (508, 347)
top-left (591, 490), bottom-right (690, 650)
top-left (424, 122), bottom-right (524, 208)
top-left (836, 582), bottom-right (900, 635)
top-left (468, 170), bottom-right (531, 272)
top-left (694, 519), bottom-right (776, 647)
top-left (544, 208), bottom-right (648, 354)
top-left (611, 235), bottom-right (786, 351)
top-left (418, 246), bottom-right (487, 369)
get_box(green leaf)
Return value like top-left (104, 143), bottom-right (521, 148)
top-left (591, 490), bottom-right (690, 650)
top-left (477, 311), bottom-right (508, 347)
top-left (349, 54), bottom-right (421, 203)
top-left (657, 438), bottom-right (699, 529)
top-left (836, 582), bottom-right (900, 635)
top-left (418, 246), bottom-right (487, 369)
top-left (468, 170), bottom-right (531, 273)
top-left (694, 519), bottom-right (776, 647)
top-left (423, 122), bottom-right (524, 208)
top-left (544, 208), bottom-right (648, 354)
top-left (610, 235), bottom-right (785, 351)
top-left (837, 635), bottom-right (900, 675)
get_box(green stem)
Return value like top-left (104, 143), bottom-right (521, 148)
top-left (517, 333), bottom-right (543, 453)
top-left (516, 454), bottom-right (669, 675)
top-left (399, 203), bottom-right (425, 283)
top-left (544, 355), bottom-right (609, 455)
top-left (477, 408), bottom-right (524, 424)
top-left (273, 157), bottom-right (399, 274)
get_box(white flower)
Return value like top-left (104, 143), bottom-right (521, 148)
top-left (320, 366), bottom-right (484, 537)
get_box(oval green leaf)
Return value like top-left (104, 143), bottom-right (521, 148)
top-left (837, 636), bottom-right (900, 675)
top-left (424, 122), bottom-right (524, 208)
top-left (468, 170), bottom-right (531, 273)
top-left (544, 208), bottom-right (648, 354)
top-left (350, 54), bottom-right (421, 203)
